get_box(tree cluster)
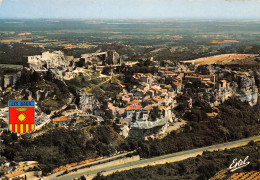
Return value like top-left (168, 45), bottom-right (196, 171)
top-left (0, 125), bottom-right (123, 175)
top-left (0, 43), bottom-right (43, 64)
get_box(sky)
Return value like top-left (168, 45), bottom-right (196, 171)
top-left (0, 0), bottom-right (259, 20)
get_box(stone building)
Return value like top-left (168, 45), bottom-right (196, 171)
top-left (79, 93), bottom-right (102, 114)
top-left (3, 75), bottom-right (13, 88)
top-left (80, 50), bottom-right (123, 66)
top-left (23, 51), bottom-right (69, 70)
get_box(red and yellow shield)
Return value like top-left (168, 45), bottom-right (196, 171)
top-left (9, 101), bottom-right (35, 134)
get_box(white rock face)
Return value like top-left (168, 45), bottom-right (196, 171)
top-left (237, 88), bottom-right (258, 106)
top-left (120, 125), bottom-right (130, 138)
top-left (235, 74), bottom-right (258, 106)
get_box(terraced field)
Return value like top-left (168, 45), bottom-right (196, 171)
top-left (182, 54), bottom-right (258, 65)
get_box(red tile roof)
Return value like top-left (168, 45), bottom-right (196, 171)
top-left (136, 88), bottom-right (145, 93)
top-left (127, 100), bottom-right (141, 105)
top-left (167, 73), bottom-right (177, 76)
top-left (199, 75), bottom-right (212, 78)
top-left (53, 116), bottom-right (69, 122)
top-left (143, 106), bottom-right (153, 111)
top-left (165, 85), bottom-right (172, 89)
top-left (152, 96), bottom-right (164, 102)
top-left (213, 107), bottom-right (220, 113)
top-left (125, 105), bottom-right (142, 111)
top-left (173, 82), bottom-right (181, 86)
top-left (207, 81), bottom-right (215, 84)
top-left (152, 87), bottom-right (163, 92)
top-left (109, 106), bottom-right (116, 110)
top-left (159, 106), bottom-right (166, 111)
top-left (4, 171), bottom-right (25, 178)
top-left (122, 97), bottom-right (131, 102)
top-left (161, 89), bottom-right (167, 93)
top-left (185, 76), bottom-right (200, 79)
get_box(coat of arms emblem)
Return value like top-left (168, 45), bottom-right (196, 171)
top-left (9, 101), bottom-right (35, 134)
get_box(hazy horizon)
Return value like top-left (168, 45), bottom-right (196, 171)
top-left (0, 0), bottom-right (259, 20)
top-left (0, 17), bottom-right (259, 21)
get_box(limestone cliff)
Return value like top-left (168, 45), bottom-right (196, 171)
top-left (235, 72), bottom-right (258, 106)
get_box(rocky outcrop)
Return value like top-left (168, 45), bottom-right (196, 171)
top-left (200, 71), bottom-right (259, 107)
top-left (236, 89), bottom-right (258, 106)
top-left (35, 89), bottom-right (54, 101)
top-left (22, 89), bottom-right (33, 100)
top-left (128, 125), bottom-right (167, 138)
top-left (235, 73), bottom-right (258, 106)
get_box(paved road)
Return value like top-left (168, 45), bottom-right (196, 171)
top-left (44, 151), bottom-right (135, 180)
top-left (55, 135), bottom-right (260, 180)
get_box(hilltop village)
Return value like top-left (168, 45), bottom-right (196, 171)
top-left (0, 51), bottom-right (259, 136)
